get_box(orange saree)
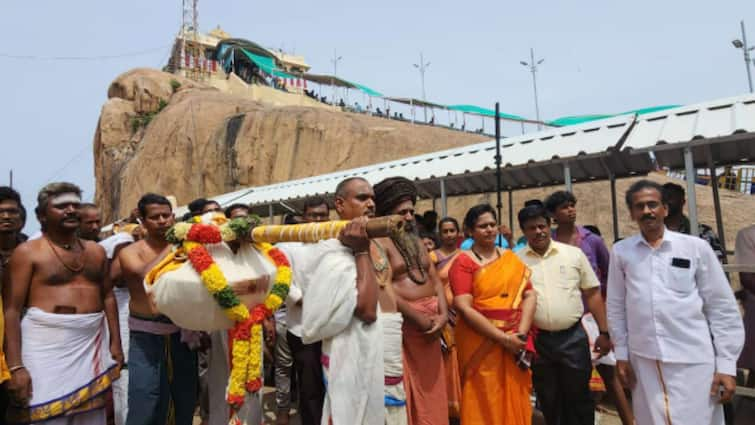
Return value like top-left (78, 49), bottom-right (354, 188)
top-left (449, 250), bottom-right (533, 425)
top-left (430, 249), bottom-right (462, 419)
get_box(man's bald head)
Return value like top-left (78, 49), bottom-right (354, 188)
top-left (334, 177), bottom-right (375, 220)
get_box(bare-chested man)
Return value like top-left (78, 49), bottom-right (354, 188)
top-left (373, 176), bottom-right (449, 425)
top-left (117, 193), bottom-right (197, 425)
top-left (3, 182), bottom-right (123, 425)
top-left (334, 177), bottom-right (408, 425)
top-left (0, 186), bottom-right (27, 418)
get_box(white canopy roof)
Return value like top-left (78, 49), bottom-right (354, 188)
top-left (621, 93), bottom-right (755, 169)
top-left (212, 113), bottom-right (644, 215)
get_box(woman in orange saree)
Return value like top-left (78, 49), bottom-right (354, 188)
top-left (449, 204), bottom-right (536, 425)
top-left (428, 217), bottom-right (463, 420)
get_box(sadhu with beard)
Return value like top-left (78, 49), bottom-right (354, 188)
top-left (373, 177), bottom-right (449, 425)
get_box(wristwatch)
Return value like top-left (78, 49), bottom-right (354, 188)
top-left (599, 330), bottom-right (610, 339)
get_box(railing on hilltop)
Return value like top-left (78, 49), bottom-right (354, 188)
top-left (667, 166), bottom-right (755, 195)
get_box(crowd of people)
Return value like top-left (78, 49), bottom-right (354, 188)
top-left (0, 175), bottom-right (750, 425)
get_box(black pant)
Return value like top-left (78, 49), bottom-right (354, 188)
top-left (287, 331), bottom-right (325, 425)
top-left (533, 322), bottom-right (594, 425)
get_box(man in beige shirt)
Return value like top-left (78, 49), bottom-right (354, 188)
top-left (516, 205), bottom-right (610, 425)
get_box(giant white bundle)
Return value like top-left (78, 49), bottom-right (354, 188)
top-left (146, 242), bottom-right (276, 331)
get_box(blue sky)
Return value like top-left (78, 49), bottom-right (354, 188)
top-left (2, 1), bottom-right (754, 232)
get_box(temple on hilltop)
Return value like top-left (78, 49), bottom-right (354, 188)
top-left (164, 25), bottom-right (318, 102)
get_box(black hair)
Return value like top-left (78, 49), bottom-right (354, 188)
top-left (463, 204), bottom-right (497, 231)
top-left (523, 199), bottom-right (543, 208)
top-left (544, 191), bottom-right (577, 213)
top-left (438, 217), bottom-right (460, 231)
top-left (303, 196), bottom-right (329, 213)
top-left (662, 182), bottom-right (685, 198)
top-left (137, 193), bottom-right (172, 217)
top-left (0, 186), bottom-right (24, 227)
top-left (0, 186), bottom-right (22, 206)
top-left (187, 198), bottom-right (209, 215)
top-left (583, 224), bottom-right (601, 236)
top-left (419, 231), bottom-right (438, 249)
top-left (224, 203), bottom-right (250, 218)
top-left (517, 205), bottom-right (551, 230)
top-left (282, 214), bottom-right (300, 225)
top-left (625, 179), bottom-right (665, 209)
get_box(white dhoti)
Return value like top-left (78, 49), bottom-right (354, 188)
top-left (207, 330), bottom-right (263, 425)
top-left (112, 287), bottom-right (131, 425)
top-left (282, 240), bottom-right (384, 425)
top-left (8, 308), bottom-right (118, 424)
top-left (630, 355), bottom-right (724, 425)
top-left (381, 312), bottom-right (407, 425)
top-left (100, 232), bottom-right (134, 425)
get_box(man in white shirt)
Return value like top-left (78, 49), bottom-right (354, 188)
top-left (277, 197), bottom-right (330, 425)
top-left (279, 177), bottom-right (382, 425)
top-left (607, 179), bottom-right (743, 425)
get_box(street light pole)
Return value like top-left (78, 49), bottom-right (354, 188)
top-left (331, 49), bottom-right (343, 105)
top-left (520, 48), bottom-right (545, 130)
top-left (732, 20), bottom-right (754, 93)
top-left (413, 52), bottom-right (431, 122)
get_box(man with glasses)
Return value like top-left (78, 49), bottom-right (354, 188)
top-left (607, 180), bottom-right (743, 425)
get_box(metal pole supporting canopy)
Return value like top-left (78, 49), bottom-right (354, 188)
top-left (683, 147), bottom-right (699, 236)
top-left (495, 102), bottom-right (503, 223)
top-left (440, 179), bottom-right (448, 218)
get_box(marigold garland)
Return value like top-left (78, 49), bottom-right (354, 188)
top-left (168, 215), bottom-right (290, 419)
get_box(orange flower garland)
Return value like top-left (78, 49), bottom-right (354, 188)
top-left (169, 217), bottom-right (291, 418)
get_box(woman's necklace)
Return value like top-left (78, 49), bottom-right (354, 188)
top-left (45, 236), bottom-right (86, 273)
top-left (471, 246), bottom-right (500, 264)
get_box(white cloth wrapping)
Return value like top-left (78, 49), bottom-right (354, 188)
top-left (148, 243), bottom-right (276, 331)
top-left (280, 239), bottom-right (384, 425)
top-left (99, 234), bottom-right (134, 425)
top-left (630, 355), bottom-right (724, 425)
top-left (581, 313), bottom-right (616, 366)
top-left (207, 331), bottom-right (262, 425)
top-left (381, 312), bottom-right (407, 425)
top-left (19, 308), bottom-right (117, 420)
top-left (112, 288), bottom-right (130, 425)
top-left (99, 233), bottom-right (134, 260)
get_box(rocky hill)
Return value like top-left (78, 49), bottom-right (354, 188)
top-left (93, 68), bottom-right (487, 221)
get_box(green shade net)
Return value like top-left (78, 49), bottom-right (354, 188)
top-left (448, 104), bottom-right (526, 121)
top-left (547, 105), bottom-right (681, 127)
top-left (351, 82), bottom-right (383, 97)
top-left (241, 49), bottom-right (295, 79)
top-left (548, 114), bottom-right (613, 126)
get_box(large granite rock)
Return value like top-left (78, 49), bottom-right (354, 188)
top-left (93, 68), bottom-right (486, 221)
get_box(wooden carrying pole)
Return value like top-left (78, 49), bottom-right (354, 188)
top-left (251, 215), bottom-right (404, 244)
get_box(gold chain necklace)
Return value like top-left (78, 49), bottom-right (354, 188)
top-left (45, 236), bottom-right (86, 273)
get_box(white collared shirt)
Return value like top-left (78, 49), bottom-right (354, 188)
top-left (607, 229), bottom-right (744, 375)
top-left (517, 240), bottom-right (600, 331)
top-left (276, 242), bottom-right (305, 337)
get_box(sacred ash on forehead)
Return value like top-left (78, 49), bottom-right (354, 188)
top-left (50, 193), bottom-right (82, 206)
